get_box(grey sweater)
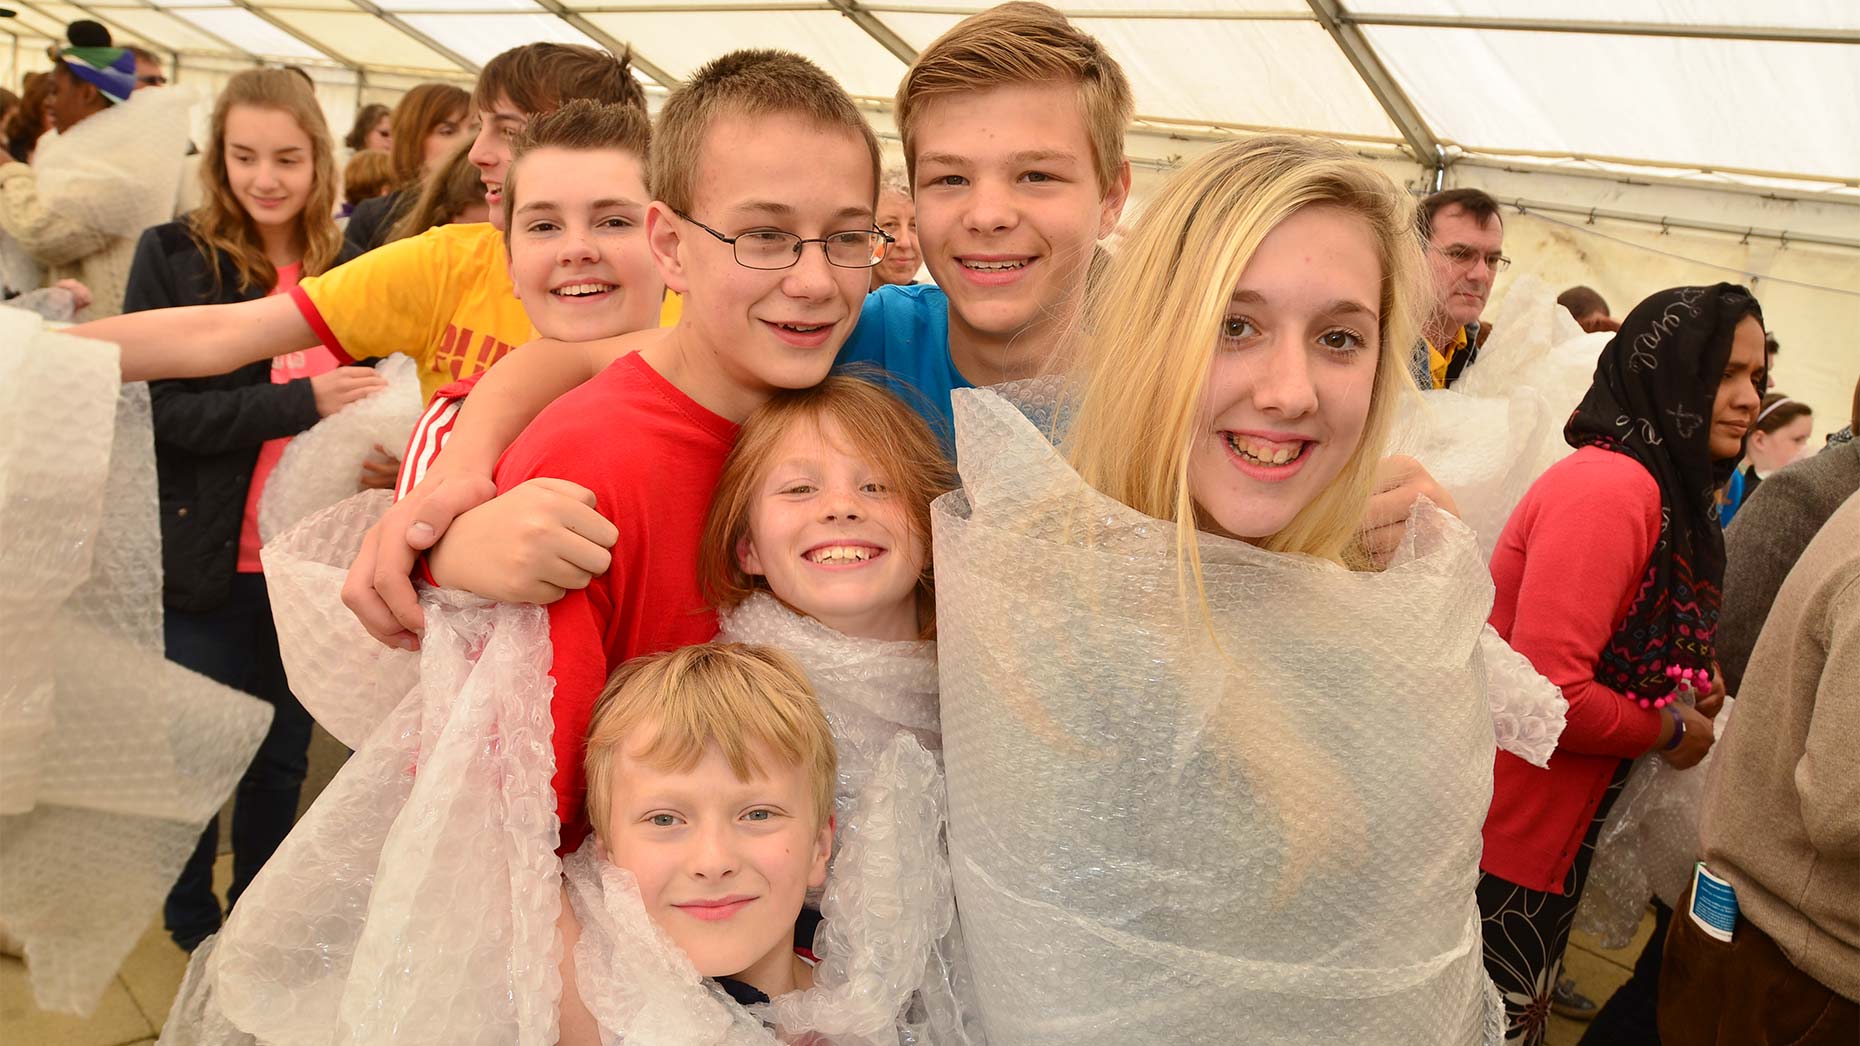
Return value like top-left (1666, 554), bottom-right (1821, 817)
top-left (1699, 491), bottom-right (1860, 1002)
top-left (1719, 441), bottom-right (1860, 694)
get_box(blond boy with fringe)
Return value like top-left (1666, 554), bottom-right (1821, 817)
top-left (558, 643), bottom-right (836, 1043)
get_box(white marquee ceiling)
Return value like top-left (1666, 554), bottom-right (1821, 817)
top-left (6, 0), bottom-right (1857, 189)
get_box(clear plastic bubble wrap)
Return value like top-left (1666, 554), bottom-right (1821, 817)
top-left (932, 383), bottom-right (1564, 1045)
top-left (563, 732), bottom-right (955, 1046)
top-left (0, 308), bottom-right (272, 1015)
top-left (263, 490), bottom-right (419, 749)
top-left (258, 353), bottom-right (423, 544)
top-left (1390, 277), bottom-right (1607, 559)
top-left (1573, 698), bottom-right (1732, 949)
top-left (160, 581), bottom-right (563, 1046)
top-left (719, 594), bottom-right (982, 1044)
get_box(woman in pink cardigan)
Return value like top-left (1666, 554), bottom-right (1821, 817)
top-left (1477, 284), bottom-right (1768, 1045)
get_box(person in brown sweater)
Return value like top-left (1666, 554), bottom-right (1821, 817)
top-left (1658, 490), bottom-right (1860, 1045)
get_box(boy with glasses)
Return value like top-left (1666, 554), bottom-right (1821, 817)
top-left (420, 48), bottom-right (882, 847)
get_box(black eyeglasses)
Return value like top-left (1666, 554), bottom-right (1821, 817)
top-left (1431, 243), bottom-right (1511, 272)
top-left (675, 211), bottom-right (892, 270)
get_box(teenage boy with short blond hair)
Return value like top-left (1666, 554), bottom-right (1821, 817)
top-left (421, 48), bottom-right (883, 848)
top-left (838, 0), bottom-right (1133, 440)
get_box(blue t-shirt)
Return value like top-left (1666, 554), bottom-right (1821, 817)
top-left (835, 283), bottom-right (970, 454)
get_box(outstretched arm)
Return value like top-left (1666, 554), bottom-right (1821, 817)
top-left (72, 294), bottom-right (322, 383)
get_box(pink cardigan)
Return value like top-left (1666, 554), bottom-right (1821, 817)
top-left (1483, 446), bottom-right (1669, 892)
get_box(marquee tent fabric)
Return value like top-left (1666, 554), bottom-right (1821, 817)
top-left (4, 1), bottom-right (1856, 428)
top-left (4, 1), bottom-right (1854, 189)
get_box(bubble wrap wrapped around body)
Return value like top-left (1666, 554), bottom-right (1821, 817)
top-left (170, 497), bottom-right (968, 1044)
top-left (563, 732), bottom-right (954, 1046)
top-left (933, 384), bottom-right (1568, 1045)
top-left (162, 508), bottom-right (564, 1046)
top-left (1390, 278), bottom-right (1606, 558)
top-left (258, 353), bottom-right (423, 544)
top-left (718, 593), bottom-right (980, 1044)
top-left (0, 309), bottom-right (272, 1015)
top-left (1574, 698), bottom-right (1734, 949)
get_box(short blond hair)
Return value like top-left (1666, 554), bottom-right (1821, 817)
top-left (896, 2), bottom-right (1132, 194)
top-left (584, 643), bottom-right (837, 847)
top-left (650, 48), bottom-right (880, 216)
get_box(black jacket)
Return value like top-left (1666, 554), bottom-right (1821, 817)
top-left (342, 189), bottom-right (412, 256)
top-left (125, 221), bottom-right (359, 612)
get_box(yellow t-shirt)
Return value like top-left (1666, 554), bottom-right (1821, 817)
top-left (1426, 324), bottom-right (1470, 389)
top-left (292, 222), bottom-right (533, 404)
top-left (293, 222), bottom-right (684, 403)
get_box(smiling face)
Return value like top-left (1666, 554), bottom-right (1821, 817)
top-left (1188, 204), bottom-right (1383, 542)
top-left (737, 416), bottom-right (924, 641)
top-left (1708, 315), bottom-right (1768, 460)
top-left (602, 734), bottom-right (831, 992)
top-left (872, 189), bottom-right (920, 287)
top-left (506, 144), bottom-right (664, 343)
top-left (223, 103), bottom-right (315, 232)
top-left (1424, 203), bottom-right (1504, 332)
top-left (911, 82), bottom-right (1127, 373)
top-left (647, 110), bottom-right (875, 421)
top-left (468, 94), bottom-right (528, 231)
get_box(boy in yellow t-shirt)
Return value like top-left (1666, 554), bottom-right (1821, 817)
top-left (72, 42), bottom-right (665, 400)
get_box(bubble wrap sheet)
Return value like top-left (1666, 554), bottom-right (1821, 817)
top-left (718, 594), bottom-right (980, 1044)
top-left (0, 308), bottom-right (272, 1015)
top-left (933, 384), bottom-right (1549, 1045)
top-left (160, 587), bottom-right (563, 1046)
top-left (23, 86), bottom-right (194, 254)
top-left (258, 353), bottom-right (422, 544)
top-left (563, 732), bottom-right (954, 1046)
top-left (1574, 698), bottom-right (1733, 949)
top-left (1390, 278), bottom-right (1606, 559)
top-left (263, 490), bottom-right (419, 749)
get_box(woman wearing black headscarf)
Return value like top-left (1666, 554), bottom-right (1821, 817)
top-left (1473, 284), bottom-right (1767, 1045)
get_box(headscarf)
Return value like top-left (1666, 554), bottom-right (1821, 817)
top-left (54, 45), bottom-right (136, 107)
top-left (1564, 283), bottom-right (1764, 707)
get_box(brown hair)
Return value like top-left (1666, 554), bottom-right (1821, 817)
top-left (500, 98), bottom-right (653, 235)
top-left (699, 375), bottom-right (955, 638)
top-left (188, 68), bottom-right (342, 294)
top-left (1417, 187), bottom-right (1502, 240)
top-left (895, 2), bottom-right (1132, 194)
top-left (650, 48), bottom-right (880, 217)
top-left (387, 140), bottom-right (486, 242)
top-left (472, 42), bottom-right (645, 119)
top-left (1753, 391), bottom-right (1813, 436)
top-left (342, 149), bottom-right (394, 207)
top-left (1557, 284), bottom-right (1608, 320)
top-left (4, 72), bottom-right (54, 159)
top-left (584, 643), bottom-right (837, 845)
top-left (344, 101), bottom-right (389, 152)
top-left (386, 82), bottom-right (469, 188)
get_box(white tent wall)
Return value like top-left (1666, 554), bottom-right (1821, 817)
top-left (6, 3), bottom-right (1855, 435)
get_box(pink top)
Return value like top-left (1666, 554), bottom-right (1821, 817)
top-left (1482, 445), bottom-right (1670, 891)
top-left (236, 263), bottom-right (340, 572)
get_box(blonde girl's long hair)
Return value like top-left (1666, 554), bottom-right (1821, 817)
top-left (188, 68), bottom-right (342, 295)
top-left (1065, 135), bottom-right (1424, 588)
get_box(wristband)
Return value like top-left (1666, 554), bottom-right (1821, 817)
top-left (1663, 705), bottom-right (1686, 751)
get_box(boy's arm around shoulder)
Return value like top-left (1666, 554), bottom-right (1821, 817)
top-left (340, 334), bottom-right (622, 646)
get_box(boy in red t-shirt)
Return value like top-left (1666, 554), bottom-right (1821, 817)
top-left (423, 49), bottom-right (884, 848)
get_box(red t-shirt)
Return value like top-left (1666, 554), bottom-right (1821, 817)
top-left (1482, 445), bottom-right (1668, 891)
top-left (237, 263), bottom-right (339, 572)
top-left (492, 351), bottom-right (739, 849)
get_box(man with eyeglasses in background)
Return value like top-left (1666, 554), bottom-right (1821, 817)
top-left (1413, 187), bottom-right (1509, 390)
top-left (127, 45), bottom-right (167, 89)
